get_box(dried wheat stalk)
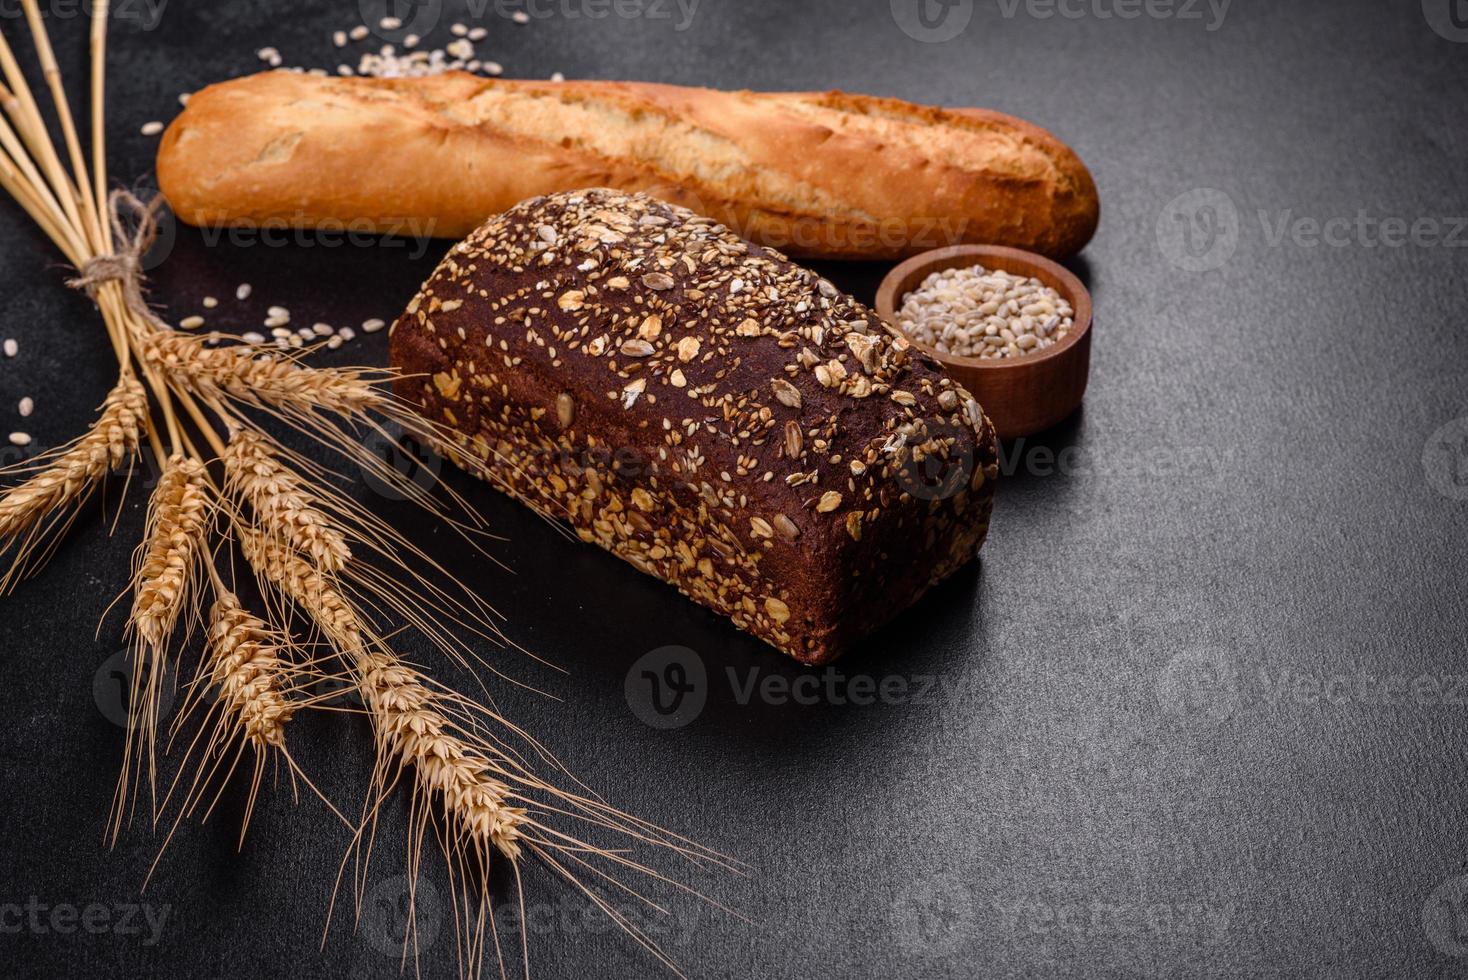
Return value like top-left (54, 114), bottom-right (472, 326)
top-left (0, 375), bottom-right (145, 590)
top-left (237, 528), bottom-right (530, 854)
top-left (132, 324), bottom-right (387, 418)
top-left (205, 590), bottom-right (297, 751)
top-left (131, 453), bottom-right (210, 646)
top-left (223, 429), bottom-right (351, 573)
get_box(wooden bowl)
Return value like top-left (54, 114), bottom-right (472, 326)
top-left (874, 245), bottom-right (1093, 440)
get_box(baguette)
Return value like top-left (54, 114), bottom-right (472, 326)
top-left (390, 188), bottom-right (999, 663)
top-left (158, 71), bottom-right (1099, 261)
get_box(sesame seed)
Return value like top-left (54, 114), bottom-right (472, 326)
top-left (265, 315), bottom-right (290, 329)
top-left (18, 397), bottom-right (33, 417)
top-left (362, 318), bottom-right (385, 333)
top-left (8, 431), bottom-right (31, 446)
top-left (327, 336), bottom-right (343, 350)
top-left (267, 305), bottom-right (290, 320)
top-left (512, 10), bottom-right (530, 23)
top-left (140, 121), bottom-right (163, 136)
top-left (236, 283), bottom-right (252, 301)
top-left (312, 322), bottom-right (333, 337)
top-left (550, 71), bottom-right (565, 82)
top-left (451, 22), bottom-right (469, 36)
top-left (468, 26), bottom-right (488, 41)
top-left (202, 295), bottom-right (218, 308)
top-left (349, 25), bottom-right (369, 41)
top-left (379, 16), bottom-right (402, 30)
top-left (337, 326), bottom-right (356, 341)
top-left (3, 339), bottom-right (16, 357)
top-left (404, 33), bottom-right (420, 48)
top-left (241, 331), bottom-right (266, 344)
top-left (179, 315), bottom-right (205, 329)
top-left (333, 30), bottom-right (347, 47)
top-left (297, 327), bottom-right (315, 340)
top-left (177, 92), bottom-right (191, 107)
top-left (484, 61), bottom-right (504, 76)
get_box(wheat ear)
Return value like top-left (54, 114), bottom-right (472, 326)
top-left (130, 454), bottom-right (210, 647)
top-left (0, 375), bottom-right (145, 589)
top-left (237, 529), bottom-right (529, 852)
top-left (112, 452), bottom-right (211, 841)
top-left (132, 325), bottom-right (386, 417)
top-left (205, 590), bottom-right (298, 751)
top-left (223, 429), bottom-right (351, 573)
top-left (151, 583), bottom-right (345, 863)
top-left (236, 529), bottom-right (720, 977)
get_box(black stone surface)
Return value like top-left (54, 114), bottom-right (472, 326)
top-left (1, 0), bottom-right (1466, 977)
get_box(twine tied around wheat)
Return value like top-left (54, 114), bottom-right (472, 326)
top-left (65, 189), bottom-right (169, 327)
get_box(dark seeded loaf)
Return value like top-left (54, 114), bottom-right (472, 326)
top-left (390, 189), bottom-right (998, 664)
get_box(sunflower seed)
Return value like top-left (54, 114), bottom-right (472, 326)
top-left (764, 597), bottom-right (790, 624)
top-left (784, 421), bottom-right (803, 458)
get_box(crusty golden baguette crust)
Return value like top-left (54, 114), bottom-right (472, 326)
top-left (157, 71), bottom-right (1099, 260)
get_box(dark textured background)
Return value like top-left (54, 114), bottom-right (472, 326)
top-left (1, 0), bottom-right (1466, 977)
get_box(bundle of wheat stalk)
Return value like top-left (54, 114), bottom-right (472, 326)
top-left (0, 4), bottom-right (731, 976)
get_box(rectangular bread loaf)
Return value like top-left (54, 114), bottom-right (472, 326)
top-left (390, 189), bottom-right (998, 663)
top-left (158, 71), bottom-right (1099, 261)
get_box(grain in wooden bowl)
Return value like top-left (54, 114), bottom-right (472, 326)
top-left (875, 245), bottom-right (1093, 440)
